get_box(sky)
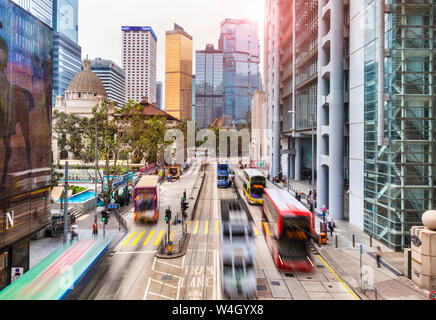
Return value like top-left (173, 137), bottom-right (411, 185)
top-left (78, 0), bottom-right (265, 87)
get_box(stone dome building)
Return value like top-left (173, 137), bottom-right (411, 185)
top-left (54, 58), bottom-right (108, 117)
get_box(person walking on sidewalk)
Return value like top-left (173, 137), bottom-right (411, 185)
top-left (92, 222), bottom-right (98, 237)
top-left (70, 225), bottom-right (79, 243)
top-left (376, 247), bottom-right (382, 268)
top-left (327, 216), bottom-right (335, 237)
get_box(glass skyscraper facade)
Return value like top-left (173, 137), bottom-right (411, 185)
top-left (11, 0), bottom-right (53, 27)
top-left (195, 44), bottom-right (224, 128)
top-left (219, 19), bottom-right (262, 126)
top-left (52, 0), bottom-right (81, 105)
top-left (91, 58), bottom-right (126, 106)
top-left (363, 0), bottom-right (436, 250)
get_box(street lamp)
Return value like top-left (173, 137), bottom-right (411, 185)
top-left (287, 110), bottom-right (296, 193)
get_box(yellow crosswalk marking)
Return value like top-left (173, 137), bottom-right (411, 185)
top-left (154, 230), bottom-right (165, 246)
top-left (194, 221), bottom-right (199, 235)
top-left (253, 224), bottom-right (259, 236)
top-left (215, 220), bottom-right (219, 235)
top-left (131, 231), bottom-right (145, 247)
top-left (122, 232), bottom-right (137, 247)
top-left (204, 221), bottom-right (209, 235)
top-left (263, 222), bottom-right (271, 237)
top-left (143, 231), bottom-right (155, 246)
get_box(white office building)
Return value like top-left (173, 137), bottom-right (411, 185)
top-left (122, 26), bottom-right (157, 104)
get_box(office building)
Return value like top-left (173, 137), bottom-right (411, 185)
top-left (165, 23), bottom-right (193, 121)
top-left (156, 81), bottom-right (162, 109)
top-left (91, 57), bottom-right (126, 106)
top-left (0, 0), bottom-right (53, 290)
top-left (219, 19), bottom-right (262, 127)
top-left (250, 91), bottom-right (269, 165)
top-left (265, 0), bottom-right (436, 251)
top-left (11, 0), bottom-right (53, 27)
top-left (192, 76), bottom-right (196, 121)
top-left (195, 44), bottom-right (224, 128)
top-left (122, 26), bottom-right (157, 104)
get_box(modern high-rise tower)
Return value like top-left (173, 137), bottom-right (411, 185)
top-left (219, 19), bottom-right (262, 127)
top-left (195, 44), bottom-right (224, 128)
top-left (11, 0), bottom-right (53, 27)
top-left (122, 26), bottom-right (157, 104)
top-left (165, 23), bottom-right (193, 121)
top-left (91, 58), bottom-right (126, 106)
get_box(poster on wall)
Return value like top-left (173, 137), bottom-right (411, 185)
top-left (0, 0), bottom-right (53, 197)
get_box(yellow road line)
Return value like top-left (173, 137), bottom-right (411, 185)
top-left (215, 220), bottom-right (219, 234)
top-left (154, 230), bottom-right (165, 246)
top-left (194, 221), bottom-right (199, 235)
top-left (131, 231), bottom-right (145, 247)
top-left (315, 253), bottom-right (359, 300)
top-left (122, 232), bottom-right (137, 247)
top-left (204, 221), bottom-right (209, 235)
top-left (143, 231), bottom-right (155, 246)
top-left (263, 222), bottom-right (271, 237)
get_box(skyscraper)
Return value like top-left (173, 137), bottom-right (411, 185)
top-left (156, 81), bottom-right (162, 109)
top-left (11, 0), bottom-right (53, 27)
top-left (52, 0), bottom-right (82, 105)
top-left (165, 23), bottom-right (193, 121)
top-left (219, 19), bottom-right (262, 127)
top-left (122, 26), bottom-right (157, 104)
top-left (195, 44), bottom-right (224, 128)
top-left (91, 58), bottom-right (126, 106)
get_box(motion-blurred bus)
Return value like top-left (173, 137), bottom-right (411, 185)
top-left (262, 188), bottom-right (315, 272)
top-left (134, 175), bottom-right (159, 223)
top-left (242, 169), bottom-right (266, 205)
top-left (220, 200), bottom-right (256, 299)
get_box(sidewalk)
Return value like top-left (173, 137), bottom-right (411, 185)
top-left (270, 178), bottom-right (429, 300)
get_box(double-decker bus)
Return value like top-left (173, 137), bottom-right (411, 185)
top-left (217, 163), bottom-right (232, 188)
top-left (262, 188), bottom-right (315, 272)
top-left (242, 169), bottom-right (266, 205)
top-left (134, 176), bottom-right (159, 223)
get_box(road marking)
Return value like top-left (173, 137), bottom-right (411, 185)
top-left (193, 221), bottom-right (199, 235)
top-left (215, 220), bottom-right (219, 235)
top-left (150, 278), bottom-right (179, 289)
top-left (143, 278), bottom-right (151, 300)
top-left (156, 260), bottom-right (182, 270)
top-left (115, 251), bottom-right (156, 255)
top-left (122, 232), bottom-right (137, 247)
top-left (131, 231), bottom-right (145, 247)
top-left (263, 222), bottom-right (271, 237)
top-left (154, 230), bottom-right (165, 246)
top-left (143, 231), bottom-right (155, 246)
top-left (147, 291), bottom-right (175, 300)
top-left (204, 221), bottom-right (209, 235)
top-left (315, 253), bottom-right (359, 300)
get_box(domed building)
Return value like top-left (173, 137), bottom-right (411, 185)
top-left (55, 57), bottom-right (108, 117)
top-left (53, 57), bottom-right (115, 161)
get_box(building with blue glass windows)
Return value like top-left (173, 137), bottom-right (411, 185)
top-left (195, 44), bottom-right (224, 128)
top-left (11, 0), bottom-right (53, 27)
top-left (91, 57), bottom-right (126, 107)
top-left (52, 0), bottom-right (81, 106)
top-left (219, 19), bottom-right (262, 127)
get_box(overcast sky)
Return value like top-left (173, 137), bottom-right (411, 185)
top-left (78, 0), bottom-right (265, 86)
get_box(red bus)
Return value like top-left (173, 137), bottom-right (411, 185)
top-left (262, 188), bottom-right (315, 272)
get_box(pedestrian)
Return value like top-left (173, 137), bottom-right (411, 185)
top-left (308, 189), bottom-right (313, 198)
top-left (267, 174), bottom-right (271, 181)
top-left (92, 222), bottom-right (98, 237)
top-left (376, 246), bottom-right (382, 268)
top-left (70, 225), bottom-right (79, 243)
top-left (327, 216), bottom-right (335, 237)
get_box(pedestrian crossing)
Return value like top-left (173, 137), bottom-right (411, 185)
top-left (118, 220), bottom-right (272, 249)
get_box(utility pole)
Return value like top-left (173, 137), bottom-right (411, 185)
top-left (311, 112), bottom-right (316, 229)
top-left (63, 162), bottom-right (69, 244)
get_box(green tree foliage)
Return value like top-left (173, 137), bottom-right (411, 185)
top-left (53, 110), bottom-right (88, 159)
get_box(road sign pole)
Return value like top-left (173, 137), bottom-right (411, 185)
top-left (63, 162), bottom-right (69, 244)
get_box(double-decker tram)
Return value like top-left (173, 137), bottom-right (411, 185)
top-left (242, 169), bottom-right (266, 205)
top-left (262, 188), bottom-right (315, 272)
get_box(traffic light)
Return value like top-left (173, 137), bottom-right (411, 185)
top-left (101, 211), bottom-right (109, 224)
top-left (165, 209), bottom-right (172, 224)
top-left (183, 190), bottom-right (187, 202)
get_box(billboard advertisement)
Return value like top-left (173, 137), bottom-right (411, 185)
top-left (0, 0), bottom-right (52, 249)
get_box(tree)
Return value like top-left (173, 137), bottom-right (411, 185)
top-left (53, 110), bottom-right (88, 159)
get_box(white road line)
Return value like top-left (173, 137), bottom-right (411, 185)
top-left (114, 251), bottom-right (156, 255)
top-left (143, 278), bottom-right (151, 300)
top-left (147, 291), bottom-right (175, 300)
top-left (176, 277), bottom-right (182, 300)
top-left (150, 278), bottom-right (178, 289)
top-left (156, 259), bottom-right (183, 269)
top-left (181, 255), bottom-right (186, 269)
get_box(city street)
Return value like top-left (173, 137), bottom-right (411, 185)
top-left (66, 160), bottom-right (358, 300)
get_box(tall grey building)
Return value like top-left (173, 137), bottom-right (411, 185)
top-left (156, 81), bottom-right (162, 109)
top-left (91, 58), bottom-right (126, 106)
top-left (195, 44), bottom-right (224, 128)
top-left (265, 0), bottom-right (435, 251)
top-left (219, 19), bottom-right (262, 127)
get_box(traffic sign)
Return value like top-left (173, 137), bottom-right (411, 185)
top-left (430, 291), bottom-right (436, 300)
top-left (108, 204), bottom-right (119, 209)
